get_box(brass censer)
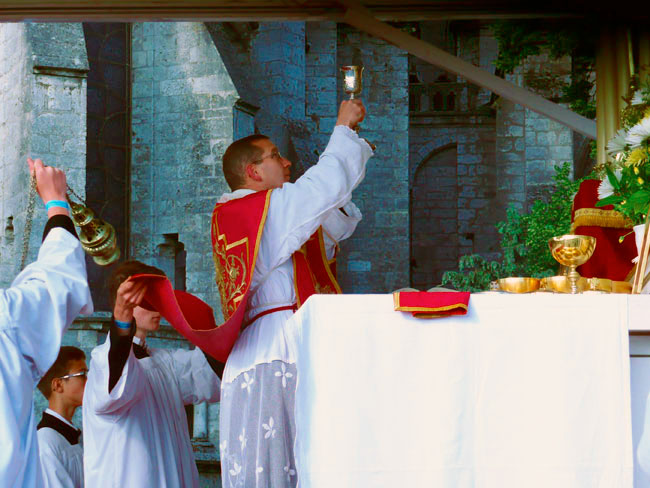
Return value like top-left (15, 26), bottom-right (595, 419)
top-left (21, 173), bottom-right (120, 270)
top-left (68, 194), bottom-right (120, 266)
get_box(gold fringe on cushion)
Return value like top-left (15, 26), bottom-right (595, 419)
top-left (570, 208), bottom-right (633, 233)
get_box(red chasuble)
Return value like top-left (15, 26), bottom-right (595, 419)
top-left (571, 179), bottom-right (636, 281)
top-left (135, 190), bottom-right (342, 362)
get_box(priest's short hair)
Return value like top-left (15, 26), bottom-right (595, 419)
top-left (222, 134), bottom-right (269, 190)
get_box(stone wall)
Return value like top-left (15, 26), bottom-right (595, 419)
top-left (130, 22), bottom-right (238, 316)
top-left (336, 25), bottom-right (410, 293)
top-left (0, 23), bottom-right (88, 287)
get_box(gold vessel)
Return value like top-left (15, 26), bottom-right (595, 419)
top-left (69, 198), bottom-right (120, 266)
top-left (540, 275), bottom-right (632, 294)
top-left (498, 277), bottom-right (541, 293)
top-left (548, 235), bottom-right (596, 294)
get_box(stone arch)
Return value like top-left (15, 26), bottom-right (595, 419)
top-left (410, 143), bottom-right (458, 289)
top-left (410, 135), bottom-right (456, 183)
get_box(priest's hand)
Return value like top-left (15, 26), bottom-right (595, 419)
top-left (113, 278), bottom-right (148, 334)
top-left (336, 99), bottom-right (366, 129)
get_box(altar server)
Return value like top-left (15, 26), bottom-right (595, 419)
top-left (216, 99), bottom-right (372, 487)
top-left (0, 158), bottom-right (92, 487)
top-left (82, 260), bottom-right (221, 488)
top-left (37, 347), bottom-right (87, 488)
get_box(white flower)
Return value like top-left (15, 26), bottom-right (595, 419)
top-left (626, 116), bottom-right (650, 149)
top-left (256, 465), bottom-right (264, 478)
top-left (240, 372), bottom-right (255, 394)
top-left (274, 363), bottom-right (294, 388)
top-left (229, 461), bottom-right (242, 477)
top-left (239, 428), bottom-right (247, 450)
top-left (220, 440), bottom-right (227, 452)
top-left (597, 169), bottom-right (621, 200)
top-left (607, 128), bottom-right (629, 159)
top-left (631, 90), bottom-right (646, 106)
top-left (262, 416), bottom-right (276, 439)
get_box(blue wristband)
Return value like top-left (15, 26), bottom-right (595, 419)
top-left (114, 319), bottom-right (132, 330)
top-left (45, 200), bottom-right (70, 211)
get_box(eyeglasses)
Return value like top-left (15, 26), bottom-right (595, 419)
top-left (250, 150), bottom-right (283, 165)
top-left (57, 370), bottom-right (88, 380)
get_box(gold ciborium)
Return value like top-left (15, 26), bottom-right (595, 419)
top-left (548, 235), bottom-right (596, 294)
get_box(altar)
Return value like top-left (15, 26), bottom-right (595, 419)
top-left (285, 293), bottom-right (649, 488)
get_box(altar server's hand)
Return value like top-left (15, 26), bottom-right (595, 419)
top-left (336, 99), bottom-right (366, 129)
top-left (27, 157), bottom-right (69, 217)
top-left (114, 278), bottom-right (148, 326)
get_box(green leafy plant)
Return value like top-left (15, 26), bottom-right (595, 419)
top-left (596, 80), bottom-right (650, 225)
top-left (442, 164), bottom-right (591, 291)
top-left (490, 20), bottom-right (597, 119)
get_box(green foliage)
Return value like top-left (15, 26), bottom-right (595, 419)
top-left (490, 20), bottom-right (597, 120)
top-left (442, 164), bottom-right (592, 291)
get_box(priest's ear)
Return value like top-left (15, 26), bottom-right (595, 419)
top-left (244, 163), bottom-right (262, 183)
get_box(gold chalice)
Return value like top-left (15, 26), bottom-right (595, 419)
top-left (548, 235), bottom-right (596, 294)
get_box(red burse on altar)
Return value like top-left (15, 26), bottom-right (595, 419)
top-left (571, 179), bottom-right (636, 281)
top-left (130, 189), bottom-right (343, 362)
top-left (393, 291), bottom-right (470, 318)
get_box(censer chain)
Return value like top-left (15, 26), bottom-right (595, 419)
top-left (20, 176), bottom-right (86, 271)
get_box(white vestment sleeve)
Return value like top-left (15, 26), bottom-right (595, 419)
top-left (168, 348), bottom-right (221, 405)
top-left (85, 337), bottom-right (146, 416)
top-left (0, 227), bottom-right (92, 380)
top-left (321, 202), bottom-right (362, 260)
top-left (261, 125), bottom-right (372, 270)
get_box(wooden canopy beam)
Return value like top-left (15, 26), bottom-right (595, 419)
top-left (0, 0), bottom-right (586, 22)
top-left (338, 0), bottom-right (597, 139)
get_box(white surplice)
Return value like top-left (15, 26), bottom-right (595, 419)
top-left (219, 125), bottom-right (372, 487)
top-left (82, 339), bottom-right (220, 488)
top-left (38, 409), bottom-right (83, 488)
top-left (0, 227), bottom-right (92, 488)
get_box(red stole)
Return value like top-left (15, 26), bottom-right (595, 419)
top-left (207, 189), bottom-right (341, 361)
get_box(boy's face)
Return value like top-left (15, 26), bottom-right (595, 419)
top-left (57, 358), bottom-right (88, 407)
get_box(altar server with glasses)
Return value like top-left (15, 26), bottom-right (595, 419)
top-left (37, 346), bottom-right (87, 488)
top-left (0, 158), bottom-right (93, 488)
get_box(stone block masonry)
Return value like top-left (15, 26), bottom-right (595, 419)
top-left (0, 23), bottom-right (88, 287)
top-left (336, 24), bottom-right (410, 293)
top-left (131, 22), bottom-right (238, 320)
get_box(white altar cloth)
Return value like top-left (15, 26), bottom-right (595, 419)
top-left (287, 293), bottom-right (637, 488)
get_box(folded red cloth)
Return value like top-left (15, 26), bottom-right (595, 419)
top-left (129, 273), bottom-right (234, 362)
top-left (393, 291), bottom-right (470, 318)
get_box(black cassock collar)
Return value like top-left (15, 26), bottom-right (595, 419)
top-left (37, 412), bottom-right (81, 445)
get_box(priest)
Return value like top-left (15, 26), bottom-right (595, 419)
top-left (215, 99), bottom-right (372, 487)
top-left (0, 158), bottom-right (92, 487)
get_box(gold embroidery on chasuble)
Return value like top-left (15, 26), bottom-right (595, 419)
top-left (211, 219), bottom-right (249, 320)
